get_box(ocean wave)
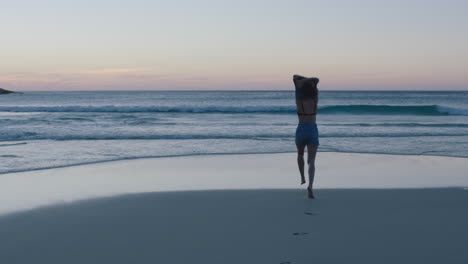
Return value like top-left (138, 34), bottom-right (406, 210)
top-left (0, 134), bottom-right (290, 141)
top-left (0, 104), bottom-right (467, 115)
top-left (322, 123), bottom-right (468, 128)
top-left (0, 105), bottom-right (296, 114)
top-left (0, 142), bottom-right (28, 147)
top-left (318, 105), bottom-right (468, 115)
top-left (2, 132), bottom-right (468, 141)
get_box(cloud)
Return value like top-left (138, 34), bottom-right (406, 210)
top-left (78, 68), bottom-right (147, 75)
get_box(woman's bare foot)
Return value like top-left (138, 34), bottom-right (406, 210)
top-left (301, 178), bottom-right (306, 185)
top-left (307, 187), bottom-right (315, 199)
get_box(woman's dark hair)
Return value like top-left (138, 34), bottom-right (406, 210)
top-left (295, 77), bottom-right (319, 100)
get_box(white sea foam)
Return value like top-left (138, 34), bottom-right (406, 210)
top-left (1, 104), bottom-right (468, 115)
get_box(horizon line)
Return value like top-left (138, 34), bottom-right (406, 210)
top-left (6, 89), bottom-right (468, 92)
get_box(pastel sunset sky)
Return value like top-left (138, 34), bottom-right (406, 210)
top-left (1, 0), bottom-right (467, 91)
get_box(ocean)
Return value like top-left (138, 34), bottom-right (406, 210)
top-left (1, 90), bottom-right (468, 174)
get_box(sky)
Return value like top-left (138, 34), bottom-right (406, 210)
top-left (1, 0), bottom-right (467, 91)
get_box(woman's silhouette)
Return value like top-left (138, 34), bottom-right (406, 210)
top-left (293, 75), bottom-right (319, 199)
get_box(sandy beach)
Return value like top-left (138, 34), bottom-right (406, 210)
top-left (1, 188), bottom-right (468, 264)
top-left (1, 152), bottom-right (468, 263)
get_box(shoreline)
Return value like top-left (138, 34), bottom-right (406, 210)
top-left (1, 150), bottom-right (468, 176)
top-left (1, 152), bottom-right (468, 216)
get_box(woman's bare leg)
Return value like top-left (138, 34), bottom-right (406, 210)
top-left (296, 144), bottom-right (306, 185)
top-left (306, 144), bottom-right (318, 191)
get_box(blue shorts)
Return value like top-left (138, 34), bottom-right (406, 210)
top-left (295, 122), bottom-right (319, 146)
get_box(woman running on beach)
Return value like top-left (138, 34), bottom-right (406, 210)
top-left (293, 75), bottom-right (319, 199)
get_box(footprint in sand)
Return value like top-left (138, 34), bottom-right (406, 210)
top-left (292, 232), bottom-right (309, 236)
top-left (304, 211), bottom-right (318, 216)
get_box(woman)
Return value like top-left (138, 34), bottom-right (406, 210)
top-left (293, 75), bottom-right (319, 199)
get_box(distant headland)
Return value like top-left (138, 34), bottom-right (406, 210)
top-left (0, 88), bottom-right (20, 94)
